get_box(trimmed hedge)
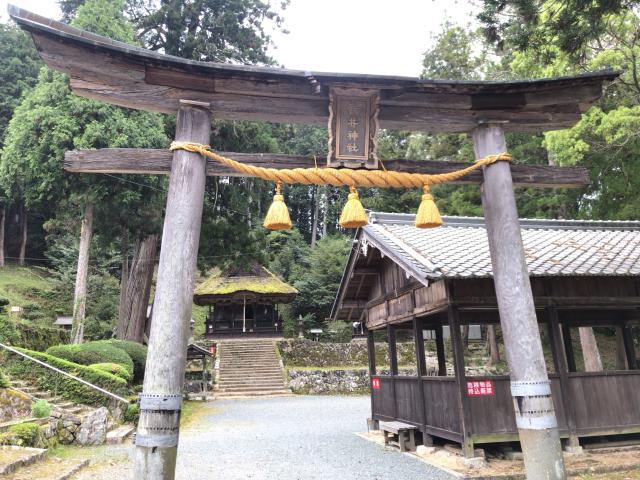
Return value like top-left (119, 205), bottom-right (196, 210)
top-left (4, 347), bottom-right (129, 407)
top-left (90, 363), bottom-right (133, 383)
top-left (46, 342), bottom-right (134, 375)
top-left (15, 321), bottom-right (70, 352)
top-left (99, 340), bottom-right (147, 384)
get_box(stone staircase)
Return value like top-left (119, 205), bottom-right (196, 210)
top-left (9, 380), bottom-right (94, 418)
top-left (7, 379), bottom-right (133, 445)
top-left (215, 340), bottom-right (291, 398)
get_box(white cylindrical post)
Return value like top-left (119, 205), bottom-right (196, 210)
top-left (134, 101), bottom-right (211, 479)
top-left (474, 124), bottom-right (566, 480)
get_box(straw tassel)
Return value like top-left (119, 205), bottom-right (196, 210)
top-left (263, 182), bottom-right (292, 230)
top-left (415, 185), bottom-right (442, 228)
top-left (339, 186), bottom-right (368, 229)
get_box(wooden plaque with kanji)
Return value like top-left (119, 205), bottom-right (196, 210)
top-left (327, 88), bottom-right (379, 169)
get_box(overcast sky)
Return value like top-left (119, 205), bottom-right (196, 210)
top-left (1, 0), bottom-right (479, 77)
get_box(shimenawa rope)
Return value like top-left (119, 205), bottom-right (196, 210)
top-left (169, 142), bottom-right (512, 229)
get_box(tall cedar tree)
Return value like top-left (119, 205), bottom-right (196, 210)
top-left (0, 0), bottom-right (168, 341)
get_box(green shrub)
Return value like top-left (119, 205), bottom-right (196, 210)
top-left (0, 368), bottom-right (9, 388)
top-left (14, 321), bottom-right (69, 351)
top-left (0, 297), bottom-right (10, 308)
top-left (123, 403), bottom-right (140, 424)
top-left (4, 347), bottom-right (129, 407)
top-left (100, 340), bottom-right (147, 384)
top-left (0, 315), bottom-right (19, 345)
top-left (31, 399), bottom-right (52, 418)
top-left (9, 423), bottom-right (42, 447)
top-left (90, 363), bottom-right (133, 383)
top-left (46, 342), bottom-right (134, 374)
top-left (321, 320), bottom-right (353, 343)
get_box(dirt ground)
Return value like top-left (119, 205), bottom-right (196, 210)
top-left (362, 431), bottom-right (640, 479)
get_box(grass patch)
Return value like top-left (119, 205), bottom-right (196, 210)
top-left (0, 266), bottom-right (53, 307)
top-left (180, 401), bottom-right (218, 429)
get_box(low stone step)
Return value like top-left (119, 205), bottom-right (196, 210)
top-left (220, 369), bottom-right (282, 378)
top-left (3, 457), bottom-right (89, 480)
top-left (218, 370), bottom-right (282, 379)
top-left (0, 446), bottom-right (47, 475)
top-left (217, 385), bottom-right (287, 393)
top-left (106, 425), bottom-right (135, 445)
top-left (220, 364), bottom-right (281, 368)
top-left (215, 390), bottom-right (291, 398)
top-left (220, 369), bottom-right (282, 374)
top-left (220, 356), bottom-right (278, 360)
top-left (218, 382), bottom-right (286, 389)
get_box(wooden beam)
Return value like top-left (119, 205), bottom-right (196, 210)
top-left (64, 149), bottom-right (589, 188)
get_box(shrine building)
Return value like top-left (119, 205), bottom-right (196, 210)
top-left (193, 264), bottom-right (297, 338)
top-left (331, 212), bottom-right (640, 456)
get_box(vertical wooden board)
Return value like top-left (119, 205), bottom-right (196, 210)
top-left (395, 378), bottom-right (423, 425)
top-left (423, 379), bottom-right (461, 434)
top-left (377, 376), bottom-right (396, 418)
top-left (467, 378), bottom-right (516, 435)
top-left (567, 373), bottom-right (640, 430)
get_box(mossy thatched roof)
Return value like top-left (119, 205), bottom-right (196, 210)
top-left (193, 265), bottom-right (297, 305)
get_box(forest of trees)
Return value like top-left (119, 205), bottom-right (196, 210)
top-left (0, 0), bottom-right (639, 348)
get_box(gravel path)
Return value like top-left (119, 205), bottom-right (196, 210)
top-left (175, 395), bottom-right (452, 480)
top-left (75, 395), bottom-right (453, 480)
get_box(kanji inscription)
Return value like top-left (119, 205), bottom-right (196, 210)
top-left (466, 380), bottom-right (495, 397)
top-left (327, 88), bottom-right (379, 169)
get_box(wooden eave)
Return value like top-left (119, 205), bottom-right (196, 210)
top-left (9, 5), bottom-right (619, 133)
top-left (193, 291), bottom-right (297, 306)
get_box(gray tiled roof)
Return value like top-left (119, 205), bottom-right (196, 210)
top-left (364, 213), bottom-right (640, 280)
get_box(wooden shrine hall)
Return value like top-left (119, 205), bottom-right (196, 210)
top-left (331, 213), bottom-right (640, 455)
top-left (8, 4), bottom-right (621, 477)
top-left (193, 264), bottom-right (297, 338)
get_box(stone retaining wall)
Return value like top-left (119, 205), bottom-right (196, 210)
top-left (286, 368), bottom-right (417, 395)
top-left (278, 339), bottom-right (416, 368)
top-left (0, 389), bottom-right (31, 422)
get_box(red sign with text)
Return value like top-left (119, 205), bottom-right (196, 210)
top-left (371, 378), bottom-right (381, 390)
top-left (466, 380), bottom-right (494, 397)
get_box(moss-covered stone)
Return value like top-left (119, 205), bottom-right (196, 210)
top-left (277, 339), bottom-right (416, 368)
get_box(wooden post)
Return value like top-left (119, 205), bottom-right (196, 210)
top-left (134, 101), bottom-right (211, 480)
top-left (562, 325), bottom-right (577, 373)
top-left (413, 317), bottom-right (428, 433)
top-left (474, 124), bottom-right (566, 479)
top-left (367, 328), bottom-right (377, 428)
top-left (448, 306), bottom-right (474, 457)
top-left (388, 325), bottom-right (398, 419)
top-left (435, 324), bottom-right (447, 376)
top-left (367, 329), bottom-right (377, 376)
top-left (622, 323), bottom-right (638, 370)
top-left (243, 296), bottom-right (246, 333)
top-left (547, 308), bottom-right (579, 448)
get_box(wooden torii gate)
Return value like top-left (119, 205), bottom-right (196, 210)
top-left (9, 6), bottom-right (618, 480)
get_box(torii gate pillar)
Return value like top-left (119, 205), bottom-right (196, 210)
top-left (474, 124), bottom-right (566, 480)
top-left (134, 101), bottom-right (211, 479)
